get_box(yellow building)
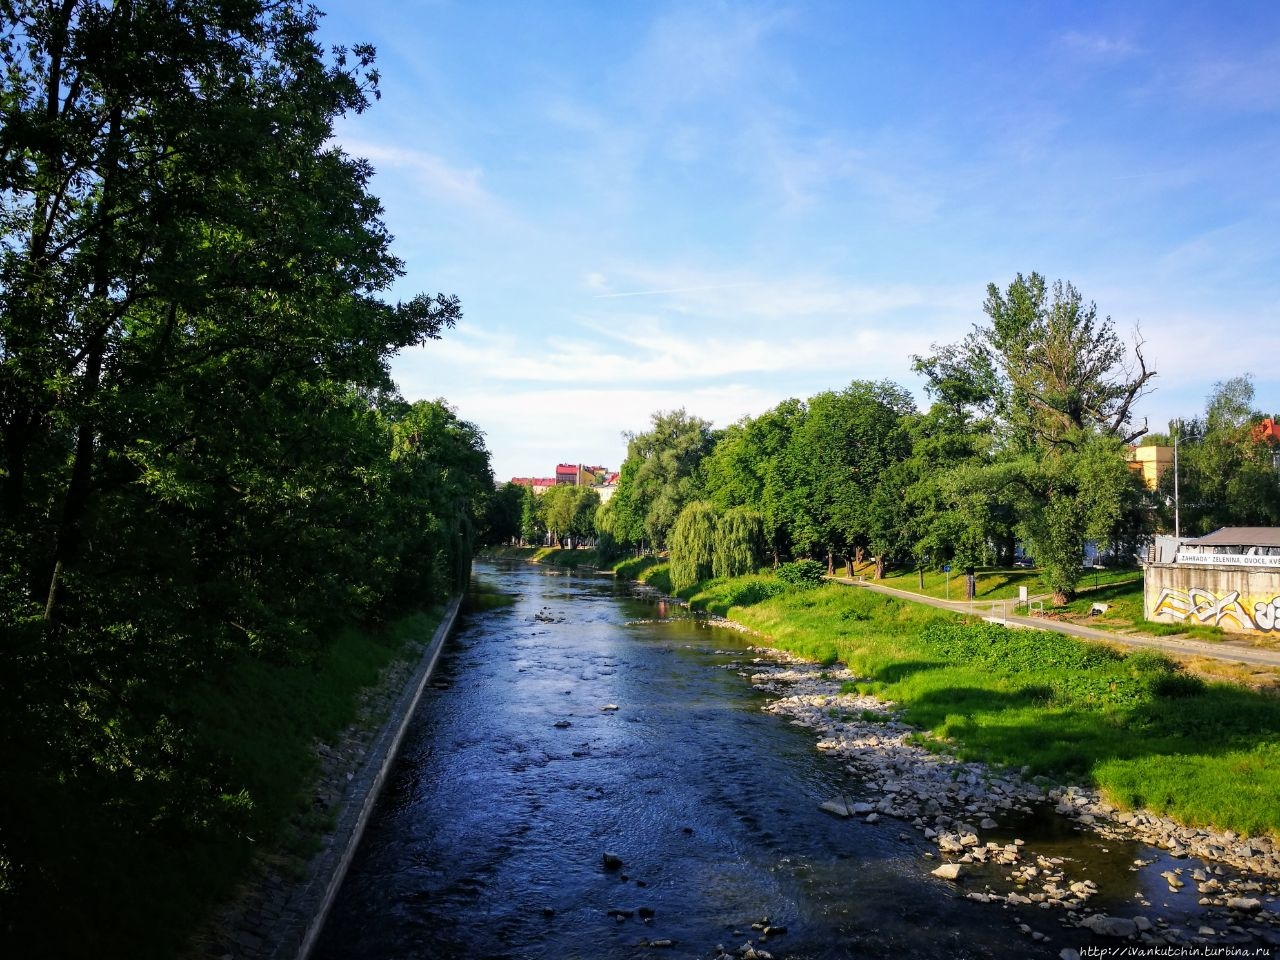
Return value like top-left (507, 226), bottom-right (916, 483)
top-left (1126, 445), bottom-right (1172, 491)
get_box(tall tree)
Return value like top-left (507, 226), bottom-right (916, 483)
top-left (783, 380), bottom-right (913, 573)
top-left (1156, 376), bottom-right (1280, 533)
top-left (615, 408), bottom-right (716, 550)
top-left (913, 274), bottom-right (1156, 599)
top-left (669, 500), bottom-right (718, 591)
top-left (703, 398), bottom-right (806, 563)
top-left (981, 273), bottom-right (1156, 448)
top-left (0, 4), bottom-right (486, 951)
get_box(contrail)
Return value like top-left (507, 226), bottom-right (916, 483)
top-left (593, 281), bottom-right (761, 299)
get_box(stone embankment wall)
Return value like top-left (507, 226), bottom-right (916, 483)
top-left (194, 596), bottom-right (464, 960)
top-left (1145, 562), bottom-right (1280, 635)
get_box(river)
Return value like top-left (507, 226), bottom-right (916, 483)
top-left (310, 561), bottom-right (1207, 959)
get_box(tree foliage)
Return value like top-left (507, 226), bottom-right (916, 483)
top-left (713, 506), bottom-right (764, 580)
top-left (541, 484), bottom-right (600, 546)
top-left (1157, 376), bottom-right (1280, 534)
top-left (0, 4), bottom-right (492, 952)
top-left (669, 500), bottom-right (718, 591)
top-left (614, 409), bottom-right (716, 550)
top-left (603, 272), bottom-right (1173, 604)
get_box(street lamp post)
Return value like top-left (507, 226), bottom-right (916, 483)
top-left (1173, 419), bottom-right (1181, 540)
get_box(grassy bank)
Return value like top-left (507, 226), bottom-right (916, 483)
top-left (481, 544), bottom-right (604, 568)
top-left (13, 610), bottom-right (442, 959)
top-left (651, 570), bottom-right (1280, 839)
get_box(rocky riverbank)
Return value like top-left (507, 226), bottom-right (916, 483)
top-left (724, 645), bottom-right (1280, 955)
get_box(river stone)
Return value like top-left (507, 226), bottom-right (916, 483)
top-left (1081, 914), bottom-right (1137, 938)
top-left (820, 800), bottom-right (851, 817)
top-left (1226, 897), bottom-right (1262, 912)
top-left (602, 852), bottom-right (623, 870)
top-left (932, 863), bottom-right (964, 880)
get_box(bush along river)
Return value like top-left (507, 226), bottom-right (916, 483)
top-left (311, 561), bottom-right (1280, 960)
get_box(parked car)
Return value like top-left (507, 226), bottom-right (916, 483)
top-left (1013, 556), bottom-right (1034, 568)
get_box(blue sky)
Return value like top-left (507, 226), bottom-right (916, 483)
top-left (316, 1), bottom-right (1280, 482)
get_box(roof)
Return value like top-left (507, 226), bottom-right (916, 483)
top-left (1186, 527), bottom-right (1280, 548)
top-left (1254, 418), bottom-right (1280, 444)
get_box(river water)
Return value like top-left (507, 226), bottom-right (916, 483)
top-left (311, 562), bottom-right (1179, 959)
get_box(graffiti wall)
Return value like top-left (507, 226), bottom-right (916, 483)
top-left (1145, 563), bottom-right (1280, 635)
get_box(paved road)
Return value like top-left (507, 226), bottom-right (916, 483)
top-left (827, 575), bottom-right (1280, 670)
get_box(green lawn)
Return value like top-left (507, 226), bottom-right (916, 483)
top-left (865, 562), bottom-right (1143, 603)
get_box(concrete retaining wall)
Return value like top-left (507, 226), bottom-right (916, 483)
top-left (195, 596), bottom-right (464, 960)
top-left (293, 593), bottom-right (463, 959)
top-left (1145, 562), bottom-right (1280, 635)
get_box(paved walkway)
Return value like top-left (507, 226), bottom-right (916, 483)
top-left (826, 575), bottom-right (1280, 670)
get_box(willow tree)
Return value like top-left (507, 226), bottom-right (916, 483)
top-left (669, 501), bottom-right (718, 591)
top-left (615, 409), bottom-right (717, 550)
top-left (713, 506), bottom-right (764, 579)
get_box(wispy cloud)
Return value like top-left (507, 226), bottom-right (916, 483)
top-left (1180, 43), bottom-right (1280, 113)
top-left (339, 138), bottom-right (509, 218)
top-left (630, 5), bottom-right (793, 110)
top-left (1059, 31), bottom-right (1139, 61)
top-left (591, 281), bottom-right (763, 299)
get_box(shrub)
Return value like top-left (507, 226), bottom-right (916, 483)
top-left (720, 576), bottom-right (786, 607)
top-left (776, 559), bottom-right (827, 587)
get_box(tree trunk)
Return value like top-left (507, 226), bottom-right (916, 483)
top-left (875, 556), bottom-right (886, 580)
top-left (826, 550), bottom-right (834, 575)
top-left (964, 566), bottom-right (976, 600)
top-left (44, 330), bottom-right (105, 621)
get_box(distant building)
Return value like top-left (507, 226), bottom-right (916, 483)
top-left (1252, 417), bottom-right (1280, 445)
top-left (511, 477), bottom-right (556, 496)
top-left (597, 471), bottom-right (620, 503)
top-left (512, 463), bottom-right (615, 495)
top-left (1126, 444), bottom-right (1172, 491)
top-left (1253, 418), bottom-right (1280, 475)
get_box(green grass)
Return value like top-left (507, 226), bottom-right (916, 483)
top-left (680, 576), bottom-right (1280, 839)
top-left (865, 562), bottom-right (1144, 602)
top-left (480, 544), bottom-right (604, 568)
top-left (612, 554), bottom-right (665, 581)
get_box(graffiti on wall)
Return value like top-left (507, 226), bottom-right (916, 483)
top-left (1151, 587), bottom-right (1280, 632)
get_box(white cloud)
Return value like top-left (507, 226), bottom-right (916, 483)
top-left (1059, 31), bottom-right (1139, 61)
top-left (441, 383), bottom-right (788, 481)
top-left (1180, 43), bottom-right (1280, 113)
top-left (339, 138), bottom-right (508, 218)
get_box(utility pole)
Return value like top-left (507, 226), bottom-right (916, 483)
top-left (1173, 419), bottom-right (1181, 540)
